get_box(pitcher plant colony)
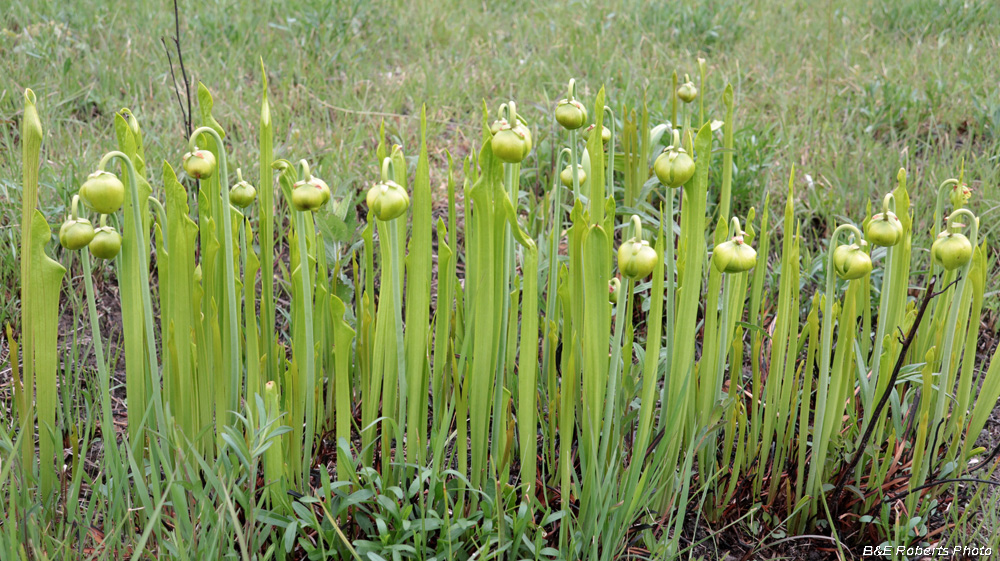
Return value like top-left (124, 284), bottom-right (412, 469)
top-left (5, 58), bottom-right (1000, 559)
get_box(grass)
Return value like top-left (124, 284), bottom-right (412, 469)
top-left (3, 0), bottom-right (1000, 559)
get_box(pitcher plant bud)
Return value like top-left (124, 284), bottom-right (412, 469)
top-left (229, 168), bottom-right (258, 208)
top-left (677, 75), bottom-right (698, 103)
top-left (366, 179), bottom-right (410, 221)
top-left (555, 99), bottom-right (588, 130)
top-left (89, 220), bottom-right (122, 260)
top-left (183, 149), bottom-right (217, 180)
top-left (654, 130), bottom-right (696, 188)
top-left (560, 164), bottom-right (587, 187)
top-left (712, 220), bottom-right (757, 274)
top-left (79, 170), bottom-right (125, 214)
top-left (832, 242), bottom-right (872, 280)
top-left (865, 211), bottom-right (903, 247)
top-left (931, 227), bottom-right (973, 271)
top-left (617, 216), bottom-right (658, 280)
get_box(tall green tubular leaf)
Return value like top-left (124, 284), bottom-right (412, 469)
top-left (669, 124), bottom-right (713, 434)
top-left (517, 241), bottom-right (539, 502)
top-left (405, 107), bottom-right (432, 467)
top-left (18, 89), bottom-right (42, 477)
top-left (634, 222), bottom-right (664, 460)
top-left (162, 163), bottom-right (199, 443)
top-left (242, 217), bottom-right (262, 405)
top-left (469, 123), bottom-right (503, 491)
top-left (719, 84), bottom-right (734, 221)
top-left (259, 60), bottom-right (276, 383)
top-left (28, 212), bottom-right (66, 500)
top-left (581, 225), bottom-right (611, 465)
top-left (114, 115), bottom-right (153, 443)
top-left (330, 295), bottom-right (355, 482)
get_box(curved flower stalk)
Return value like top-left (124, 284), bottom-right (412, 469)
top-left (806, 222), bottom-right (869, 513)
top-left (920, 209), bottom-right (978, 484)
top-left (861, 191), bottom-right (901, 420)
top-left (367, 156), bottom-right (411, 482)
top-left (186, 125), bottom-right (241, 433)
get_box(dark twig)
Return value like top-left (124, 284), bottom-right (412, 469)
top-left (161, 0), bottom-right (192, 138)
top-left (833, 276), bottom-right (959, 504)
top-left (885, 477), bottom-right (1000, 503)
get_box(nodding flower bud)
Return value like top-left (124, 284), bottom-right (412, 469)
top-left (79, 171), bottom-right (125, 214)
top-left (555, 99), bottom-right (588, 130)
top-left (229, 168), bottom-right (257, 208)
top-left (677, 77), bottom-right (698, 104)
top-left (608, 277), bottom-right (621, 304)
top-left (559, 164), bottom-right (587, 187)
top-left (618, 238), bottom-right (657, 280)
top-left (617, 218), bottom-right (658, 280)
top-left (182, 149), bottom-right (217, 180)
top-left (59, 217), bottom-right (96, 250)
top-left (654, 146), bottom-right (695, 188)
top-left (931, 226), bottom-right (973, 271)
top-left (950, 182), bottom-right (972, 209)
top-left (583, 124), bottom-right (611, 145)
top-left (832, 242), bottom-right (872, 280)
top-left (865, 211), bottom-right (903, 247)
top-left (492, 123), bottom-right (531, 164)
top-left (366, 179), bottom-right (410, 221)
top-left (712, 234), bottom-right (757, 274)
top-left (291, 175), bottom-right (330, 212)
top-left (89, 223), bottom-right (122, 260)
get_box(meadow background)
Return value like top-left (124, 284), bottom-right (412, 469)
top-left (4, 0), bottom-right (1000, 322)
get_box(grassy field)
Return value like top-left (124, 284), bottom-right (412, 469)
top-left (4, 0), bottom-right (1000, 253)
top-left (4, 0), bottom-right (1000, 559)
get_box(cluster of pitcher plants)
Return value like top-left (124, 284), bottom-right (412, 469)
top-left (5, 58), bottom-right (1000, 559)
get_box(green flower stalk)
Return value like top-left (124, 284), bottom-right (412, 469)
top-left (925, 209), bottom-right (978, 476)
top-left (368, 156), bottom-right (410, 480)
top-left (186, 126), bottom-right (240, 430)
top-left (289, 158), bottom-right (329, 484)
top-left (807, 222), bottom-right (867, 507)
top-left (93, 149), bottom-right (166, 441)
top-left (259, 60), bottom-right (278, 388)
top-left (862, 191), bottom-right (900, 418)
